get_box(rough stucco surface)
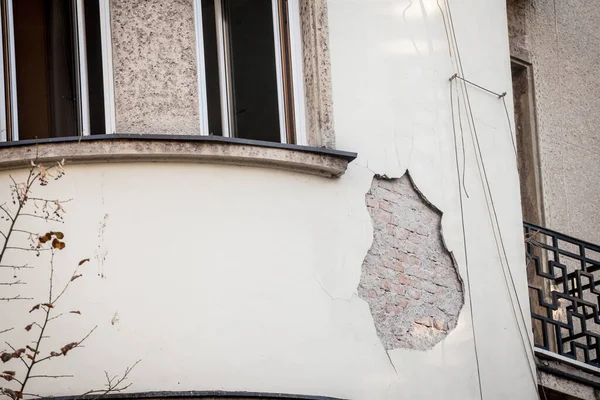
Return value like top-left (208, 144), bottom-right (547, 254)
top-left (538, 371), bottom-right (598, 400)
top-left (507, 0), bottom-right (600, 244)
top-left (300, 0), bottom-right (335, 148)
top-left (0, 139), bottom-right (352, 178)
top-left (358, 174), bottom-right (463, 351)
top-left (111, 0), bottom-right (200, 135)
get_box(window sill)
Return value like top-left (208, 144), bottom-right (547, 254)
top-left (0, 135), bottom-right (357, 178)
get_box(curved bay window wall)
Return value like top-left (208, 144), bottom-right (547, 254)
top-left (0, 0), bottom-right (305, 144)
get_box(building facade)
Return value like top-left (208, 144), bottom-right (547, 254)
top-left (509, 0), bottom-right (600, 399)
top-left (4, 0), bottom-right (596, 399)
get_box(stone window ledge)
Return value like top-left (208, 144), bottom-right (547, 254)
top-left (0, 135), bottom-right (356, 178)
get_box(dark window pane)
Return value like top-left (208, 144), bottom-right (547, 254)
top-left (226, 0), bottom-right (280, 142)
top-left (13, 0), bottom-right (79, 140)
top-left (202, 0), bottom-right (223, 136)
top-left (84, 0), bottom-right (105, 135)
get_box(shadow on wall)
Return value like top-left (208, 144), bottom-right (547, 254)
top-left (358, 172), bottom-right (464, 351)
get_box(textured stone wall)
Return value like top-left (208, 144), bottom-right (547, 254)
top-left (111, 0), bottom-right (200, 135)
top-left (358, 174), bottom-right (463, 351)
top-left (300, 0), bottom-right (335, 148)
top-left (507, 0), bottom-right (600, 244)
top-left (109, 0), bottom-right (334, 145)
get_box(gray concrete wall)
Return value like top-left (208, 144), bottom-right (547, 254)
top-left (110, 0), bottom-right (200, 135)
top-left (508, 0), bottom-right (600, 244)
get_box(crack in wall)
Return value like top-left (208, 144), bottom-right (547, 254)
top-left (358, 172), bottom-right (464, 351)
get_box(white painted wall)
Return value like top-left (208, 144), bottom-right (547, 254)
top-left (0, 0), bottom-right (536, 399)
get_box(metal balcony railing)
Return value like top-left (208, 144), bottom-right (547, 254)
top-left (525, 222), bottom-right (600, 370)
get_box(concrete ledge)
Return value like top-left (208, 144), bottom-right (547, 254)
top-left (0, 135), bottom-right (357, 178)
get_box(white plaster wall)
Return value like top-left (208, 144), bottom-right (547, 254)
top-left (327, 0), bottom-right (535, 398)
top-left (0, 0), bottom-right (536, 399)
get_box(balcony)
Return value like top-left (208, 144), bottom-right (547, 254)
top-left (525, 222), bottom-right (600, 384)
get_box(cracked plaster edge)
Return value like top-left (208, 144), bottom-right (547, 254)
top-left (400, 172), bottom-right (468, 297)
top-left (371, 169), bottom-right (467, 305)
top-left (360, 169), bottom-right (467, 361)
top-left (311, 167), bottom-right (467, 324)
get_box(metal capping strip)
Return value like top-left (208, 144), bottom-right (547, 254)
top-left (0, 134), bottom-right (357, 162)
top-left (41, 391), bottom-right (349, 400)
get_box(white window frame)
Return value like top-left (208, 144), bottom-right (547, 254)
top-left (99, 1), bottom-right (116, 135)
top-left (193, 0), bottom-right (307, 145)
top-left (0, 0), bottom-right (115, 141)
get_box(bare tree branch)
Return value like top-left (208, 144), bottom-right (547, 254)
top-left (0, 295), bottom-right (33, 302)
top-left (0, 159), bottom-right (139, 400)
top-left (4, 247), bottom-right (49, 253)
top-left (76, 360), bottom-right (141, 400)
top-left (0, 265), bottom-right (31, 270)
top-left (11, 230), bottom-right (38, 236)
top-left (33, 326), bottom-right (97, 365)
top-left (0, 281), bottom-right (25, 287)
top-left (29, 375), bottom-right (73, 379)
top-left (0, 204), bottom-right (13, 221)
top-left (18, 215), bottom-right (63, 223)
top-left (4, 342), bottom-right (29, 369)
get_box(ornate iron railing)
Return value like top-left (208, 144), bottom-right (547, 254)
top-left (525, 222), bottom-right (600, 369)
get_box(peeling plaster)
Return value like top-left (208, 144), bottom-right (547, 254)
top-left (358, 172), bottom-right (464, 351)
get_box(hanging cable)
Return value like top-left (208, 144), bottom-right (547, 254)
top-left (450, 77), bottom-right (484, 400)
top-left (502, 96), bottom-right (518, 157)
top-left (443, 0), bottom-right (543, 398)
top-left (449, 73), bottom-right (519, 158)
top-left (451, 74), bottom-right (507, 99)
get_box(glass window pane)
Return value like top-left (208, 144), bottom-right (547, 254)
top-left (226, 0), bottom-right (280, 142)
top-left (13, 0), bottom-right (79, 140)
top-left (84, 0), bottom-right (106, 135)
top-left (202, 0), bottom-right (223, 136)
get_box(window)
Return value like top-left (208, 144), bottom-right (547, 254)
top-left (0, 0), bottom-right (306, 145)
top-left (195, 0), bottom-right (306, 144)
top-left (511, 58), bottom-right (544, 226)
top-left (0, 0), bottom-right (113, 141)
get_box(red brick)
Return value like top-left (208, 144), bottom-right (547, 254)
top-left (376, 266), bottom-right (389, 278)
top-left (391, 283), bottom-right (405, 295)
top-left (397, 273), bottom-right (410, 285)
top-left (366, 196), bottom-right (378, 208)
top-left (379, 200), bottom-right (395, 213)
top-left (395, 251), bottom-right (409, 262)
top-left (398, 299), bottom-right (410, 309)
top-left (373, 210), bottom-right (392, 224)
top-left (386, 304), bottom-right (399, 315)
top-left (433, 319), bottom-right (447, 331)
top-left (392, 261), bottom-right (405, 272)
top-left (395, 227), bottom-right (410, 240)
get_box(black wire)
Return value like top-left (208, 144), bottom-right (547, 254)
top-left (502, 96), bottom-right (518, 157)
top-left (444, 1), bottom-right (543, 398)
top-left (450, 77), bottom-right (484, 400)
top-left (449, 74), bottom-right (518, 158)
top-left (451, 74), bottom-right (506, 99)
top-left (456, 79), bottom-right (470, 198)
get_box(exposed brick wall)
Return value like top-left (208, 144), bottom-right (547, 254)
top-left (358, 174), bottom-right (464, 351)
